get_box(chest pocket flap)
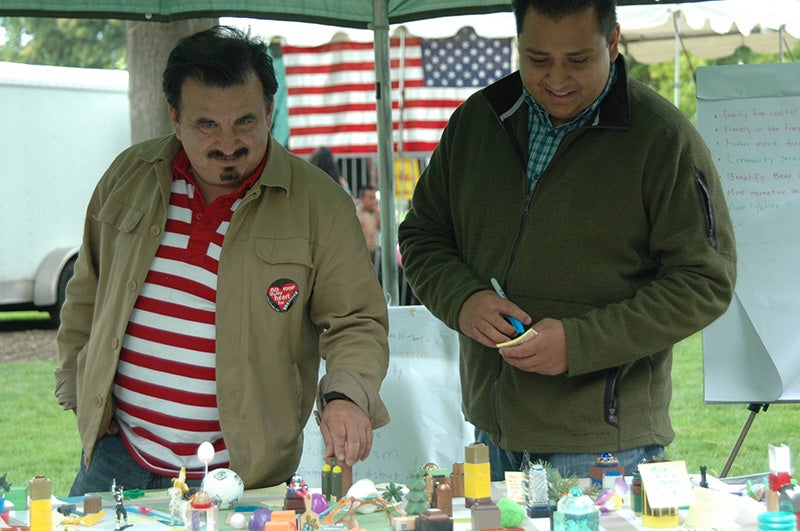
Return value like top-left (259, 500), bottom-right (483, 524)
top-left (94, 197), bottom-right (146, 234)
top-left (256, 238), bottom-right (313, 267)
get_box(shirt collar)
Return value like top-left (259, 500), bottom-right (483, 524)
top-left (524, 60), bottom-right (618, 130)
top-left (172, 147), bottom-right (267, 199)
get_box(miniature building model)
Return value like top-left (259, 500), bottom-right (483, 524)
top-left (464, 443), bottom-right (491, 503)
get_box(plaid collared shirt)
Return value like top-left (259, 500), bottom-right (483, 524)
top-left (524, 62), bottom-right (618, 193)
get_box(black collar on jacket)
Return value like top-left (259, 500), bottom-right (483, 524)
top-left (480, 54), bottom-right (633, 170)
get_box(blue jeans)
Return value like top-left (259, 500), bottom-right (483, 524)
top-left (474, 428), bottom-right (664, 481)
top-left (69, 434), bottom-right (203, 496)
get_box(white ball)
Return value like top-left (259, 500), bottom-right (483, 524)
top-left (203, 468), bottom-right (244, 510)
top-left (229, 512), bottom-right (247, 529)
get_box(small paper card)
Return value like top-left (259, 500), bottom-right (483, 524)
top-left (683, 486), bottom-right (738, 530)
top-left (504, 471), bottom-right (525, 503)
top-left (639, 460), bottom-right (696, 508)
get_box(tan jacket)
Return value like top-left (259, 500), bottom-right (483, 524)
top-left (55, 134), bottom-right (390, 488)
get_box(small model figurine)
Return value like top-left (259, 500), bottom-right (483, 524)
top-left (0, 472), bottom-right (11, 493)
top-left (168, 486), bottom-right (190, 526)
top-left (589, 452), bottom-right (624, 488)
top-left (112, 479), bottom-right (131, 530)
top-left (285, 473), bottom-right (309, 512)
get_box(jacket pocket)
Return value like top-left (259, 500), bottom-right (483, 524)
top-left (94, 196), bottom-right (146, 234)
top-left (255, 238), bottom-right (313, 267)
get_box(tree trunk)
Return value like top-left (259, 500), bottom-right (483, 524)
top-left (126, 18), bottom-right (218, 144)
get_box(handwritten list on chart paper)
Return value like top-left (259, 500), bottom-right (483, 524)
top-left (697, 63), bottom-right (800, 404)
top-left (696, 64), bottom-right (800, 228)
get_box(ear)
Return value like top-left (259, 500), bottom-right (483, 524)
top-left (265, 99), bottom-right (275, 130)
top-left (169, 105), bottom-right (182, 140)
top-left (608, 23), bottom-right (621, 62)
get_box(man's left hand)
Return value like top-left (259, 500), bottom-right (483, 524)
top-left (497, 318), bottom-right (568, 375)
top-left (319, 399), bottom-right (373, 467)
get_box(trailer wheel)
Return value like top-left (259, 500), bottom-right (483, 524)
top-left (48, 255), bottom-right (77, 329)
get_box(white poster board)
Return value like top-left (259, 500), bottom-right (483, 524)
top-left (295, 305), bottom-right (473, 483)
top-left (696, 62), bottom-right (800, 403)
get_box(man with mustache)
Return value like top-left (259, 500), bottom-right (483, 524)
top-left (55, 26), bottom-right (389, 495)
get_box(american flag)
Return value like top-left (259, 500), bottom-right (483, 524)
top-left (279, 27), bottom-right (513, 156)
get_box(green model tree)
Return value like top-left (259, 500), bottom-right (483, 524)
top-left (404, 464), bottom-right (429, 516)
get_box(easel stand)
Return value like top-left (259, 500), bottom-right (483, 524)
top-left (720, 403), bottom-right (769, 478)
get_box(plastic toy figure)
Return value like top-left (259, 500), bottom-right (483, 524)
top-left (112, 479), bottom-right (131, 530)
top-left (168, 486), bottom-right (190, 526)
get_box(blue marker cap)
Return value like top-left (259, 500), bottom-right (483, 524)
top-left (508, 316), bottom-right (525, 334)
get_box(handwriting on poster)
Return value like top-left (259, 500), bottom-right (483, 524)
top-left (704, 98), bottom-right (800, 226)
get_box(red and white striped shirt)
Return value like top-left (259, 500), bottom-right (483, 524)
top-left (113, 149), bottom-right (263, 478)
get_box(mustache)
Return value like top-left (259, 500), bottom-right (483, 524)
top-left (208, 148), bottom-right (249, 160)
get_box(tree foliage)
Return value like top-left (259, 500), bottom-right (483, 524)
top-left (0, 17), bottom-right (126, 68)
top-left (627, 42), bottom-right (800, 121)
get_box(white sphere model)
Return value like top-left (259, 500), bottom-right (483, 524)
top-left (203, 468), bottom-right (245, 510)
top-left (197, 441), bottom-right (215, 464)
top-left (229, 512), bottom-right (247, 529)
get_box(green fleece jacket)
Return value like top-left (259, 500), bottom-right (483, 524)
top-left (55, 134), bottom-right (389, 487)
top-left (398, 56), bottom-right (736, 453)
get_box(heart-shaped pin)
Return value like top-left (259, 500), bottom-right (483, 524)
top-left (267, 278), bottom-right (299, 312)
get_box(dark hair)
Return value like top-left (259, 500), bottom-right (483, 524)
top-left (512, 0), bottom-right (617, 41)
top-left (357, 184), bottom-right (377, 198)
top-left (163, 25), bottom-right (278, 114)
top-left (309, 147), bottom-right (341, 182)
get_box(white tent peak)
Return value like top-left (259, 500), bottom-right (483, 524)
top-left (618, 0), bottom-right (800, 38)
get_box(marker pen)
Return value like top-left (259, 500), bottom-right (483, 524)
top-left (490, 277), bottom-right (525, 334)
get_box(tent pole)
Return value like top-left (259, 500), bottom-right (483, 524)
top-left (373, 0), bottom-right (399, 305)
top-left (780, 24), bottom-right (786, 62)
top-left (673, 10), bottom-right (681, 108)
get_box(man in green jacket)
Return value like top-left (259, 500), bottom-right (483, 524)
top-left (56, 26), bottom-right (389, 494)
top-left (398, 0), bottom-right (736, 479)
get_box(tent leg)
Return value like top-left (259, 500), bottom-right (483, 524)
top-left (373, 0), bottom-right (399, 305)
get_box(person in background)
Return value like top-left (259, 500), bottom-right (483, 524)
top-left (356, 184), bottom-right (381, 265)
top-left (55, 25), bottom-right (389, 495)
top-left (309, 146), bottom-right (350, 193)
top-left (398, 0), bottom-right (736, 480)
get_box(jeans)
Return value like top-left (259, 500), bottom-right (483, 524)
top-left (474, 428), bottom-right (664, 481)
top-left (69, 434), bottom-right (202, 496)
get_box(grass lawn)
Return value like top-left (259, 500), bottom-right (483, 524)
top-left (669, 333), bottom-right (800, 478)
top-left (0, 332), bottom-right (797, 496)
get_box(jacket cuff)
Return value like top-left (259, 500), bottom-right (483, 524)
top-left (317, 369), bottom-right (390, 429)
top-left (54, 367), bottom-right (78, 411)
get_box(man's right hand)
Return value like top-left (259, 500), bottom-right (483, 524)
top-left (458, 290), bottom-right (531, 348)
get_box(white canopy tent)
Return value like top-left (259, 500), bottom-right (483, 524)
top-left (229, 0), bottom-right (799, 110)
top-left (228, 0), bottom-right (799, 58)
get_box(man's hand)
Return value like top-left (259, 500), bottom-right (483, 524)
top-left (458, 290), bottom-right (531, 348)
top-left (319, 400), bottom-right (373, 467)
top-left (497, 318), bottom-right (568, 375)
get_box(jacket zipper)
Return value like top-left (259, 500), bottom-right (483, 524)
top-left (693, 168), bottom-right (718, 249)
top-left (494, 174), bottom-right (534, 444)
top-left (488, 95), bottom-right (537, 445)
top-left (604, 366), bottom-right (623, 427)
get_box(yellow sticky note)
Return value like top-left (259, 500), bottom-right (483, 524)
top-left (497, 328), bottom-right (538, 348)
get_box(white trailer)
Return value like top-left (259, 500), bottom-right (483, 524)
top-left (0, 61), bottom-right (131, 325)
